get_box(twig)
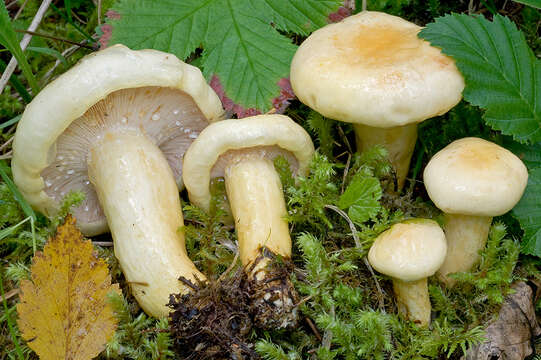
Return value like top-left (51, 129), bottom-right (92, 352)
top-left (217, 250), bottom-right (239, 282)
top-left (0, 137), bottom-right (14, 152)
top-left (97, 0), bottom-right (102, 25)
top-left (0, 0), bottom-right (53, 95)
top-left (14, 29), bottom-right (95, 49)
top-left (93, 241), bottom-right (113, 247)
top-left (13, 0), bottom-right (29, 20)
top-left (305, 316), bottom-right (322, 341)
top-left (324, 204), bottom-right (386, 311)
top-left (41, 42), bottom-right (86, 83)
top-left (5, 0), bottom-right (18, 9)
top-left (340, 152), bottom-right (351, 194)
top-left (0, 151), bottom-right (13, 160)
top-left (0, 288), bottom-right (19, 302)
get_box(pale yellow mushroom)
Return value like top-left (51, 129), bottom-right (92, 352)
top-left (11, 45), bottom-right (224, 317)
top-left (423, 137), bottom-right (528, 286)
top-left (290, 11), bottom-right (464, 189)
top-left (368, 219), bottom-right (447, 327)
top-left (182, 114), bottom-right (314, 328)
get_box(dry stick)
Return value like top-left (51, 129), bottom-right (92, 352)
top-left (324, 204), bottom-right (386, 311)
top-left (41, 42), bottom-right (86, 84)
top-left (14, 29), bottom-right (95, 49)
top-left (0, 0), bottom-right (53, 95)
top-left (340, 152), bottom-right (351, 194)
top-left (217, 250), bottom-right (240, 283)
top-left (93, 241), bottom-right (113, 247)
top-left (0, 288), bottom-right (19, 302)
top-left (0, 151), bottom-right (13, 160)
top-left (97, 0), bottom-right (102, 25)
top-left (0, 137), bottom-right (14, 152)
top-left (13, 0), bottom-right (29, 20)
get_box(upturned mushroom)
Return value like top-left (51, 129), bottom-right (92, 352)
top-left (11, 45), bottom-right (224, 317)
top-left (290, 11), bottom-right (464, 189)
top-left (423, 137), bottom-right (528, 286)
top-left (368, 219), bottom-right (447, 327)
top-left (182, 114), bottom-right (314, 328)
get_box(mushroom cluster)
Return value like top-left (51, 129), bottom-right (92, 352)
top-left (10, 8), bottom-right (529, 338)
top-left (12, 45), bottom-right (224, 317)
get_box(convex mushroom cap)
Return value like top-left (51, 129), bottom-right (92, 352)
top-left (290, 11), bottom-right (464, 127)
top-left (183, 114), bottom-right (314, 212)
top-left (424, 137), bottom-right (528, 217)
top-left (290, 11), bottom-right (464, 189)
top-left (12, 44), bottom-right (224, 236)
top-left (368, 219), bottom-right (447, 282)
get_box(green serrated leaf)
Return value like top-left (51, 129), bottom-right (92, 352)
top-left (419, 14), bottom-right (541, 143)
top-left (513, 0), bottom-right (541, 9)
top-left (338, 176), bottom-right (382, 225)
top-left (512, 167), bottom-right (541, 257)
top-left (503, 137), bottom-right (541, 169)
top-left (107, 0), bottom-right (342, 112)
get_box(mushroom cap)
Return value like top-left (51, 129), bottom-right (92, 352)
top-left (290, 11), bottom-right (464, 128)
top-left (182, 114), bottom-right (315, 212)
top-left (12, 44), bottom-right (224, 236)
top-left (368, 219), bottom-right (447, 282)
top-left (424, 137), bottom-right (528, 217)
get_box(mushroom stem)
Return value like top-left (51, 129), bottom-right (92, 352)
top-left (353, 123), bottom-right (417, 190)
top-left (87, 131), bottom-right (205, 317)
top-left (393, 278), bottom-right (430, 327)
top-left (223, 155), bottom-right (291, 272)
top-left (437, 214), bottom-right (492, 287)
top-left (223, 155), bottom-right (297, 328)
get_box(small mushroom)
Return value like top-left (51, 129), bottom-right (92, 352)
top-left (423, 137), bottom-right (528, 286)
top-left (290, 11), bottom-right (464, 189)
top-left (368, 219), bottom-right (447, 327)
top-left (11, 45), bottom-right (224, 317)
top-left (182, 114), bottom-right (314, 328)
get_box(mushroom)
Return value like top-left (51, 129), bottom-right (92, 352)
top-left (11, 45), bottom-right (224, 317)
top-left (423, 137), bottom-right (528, 286)
top-left (290, 11), bottom-right (464, 189)
top-left (368, 219), bottom-right (447, 327)
top-left (182, 114), bottom-right (314, 328)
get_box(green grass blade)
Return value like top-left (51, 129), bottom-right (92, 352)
top-left (0, 59), bottom-right (32, 103)
top-left (0, 272), bottom-right (24, 360)
top-left (0, 216), bottom-right (30, 241)
top-left (0, 160), bottom-right (36, 222)
top-left (0, 115), bottom-right (21, 129)
top-left (0, 1), bottom-right (39, 95)
top-left (26, 46), bottom-right (68, 67)
top-left (50, 3), bottom-right (95, 43)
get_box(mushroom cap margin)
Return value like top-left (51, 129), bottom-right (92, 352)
top-left (182, 114), bottom-right (315, 212)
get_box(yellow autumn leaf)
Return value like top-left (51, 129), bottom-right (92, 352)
top-left (17, 216), bottom-right (119, 360)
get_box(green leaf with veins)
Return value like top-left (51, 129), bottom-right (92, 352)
top-left (512, 167), bottom-right (541, 257)
top-left (107, 0), bottom-right (342, 112)
top-left (419, 14), bottom-right (541, 144)
top-left (338, 176), bottom-right (382, 225)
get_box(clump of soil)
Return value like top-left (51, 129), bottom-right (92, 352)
top-left (168, 249), bottom-right (298, 359)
